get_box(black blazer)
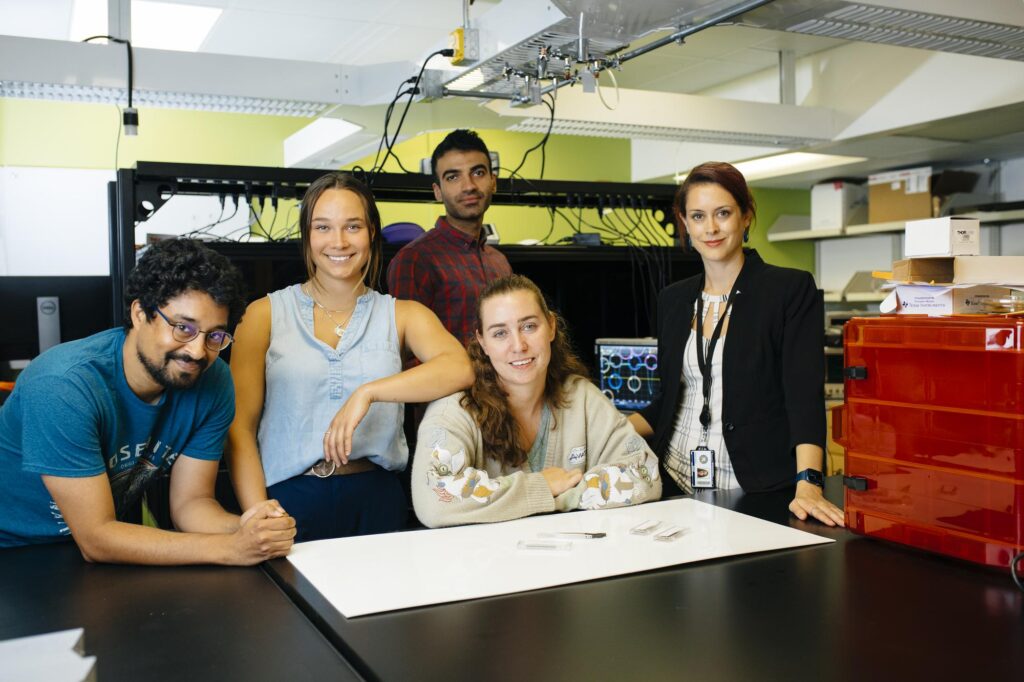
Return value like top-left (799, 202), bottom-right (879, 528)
top-left (639, 249), bottom-right (825, 492)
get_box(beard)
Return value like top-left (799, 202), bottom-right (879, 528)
top-left (444, 192), bottom-right (491, 223)
top-left (137, 349), bottom-right (208, 390)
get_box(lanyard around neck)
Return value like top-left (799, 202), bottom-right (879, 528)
top-left (695, 277), bottom-right (739, 431)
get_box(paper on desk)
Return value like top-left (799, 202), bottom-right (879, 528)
top-left (0, 628), bottom-right (96, 682)
top-left (287, 498), bottom-right (833, 617)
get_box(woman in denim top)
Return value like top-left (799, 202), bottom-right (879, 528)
top-left (227, 172), bottom-right (472, 542)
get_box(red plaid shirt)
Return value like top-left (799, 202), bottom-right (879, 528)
top-left (387, 216), bottom-right (512, 344)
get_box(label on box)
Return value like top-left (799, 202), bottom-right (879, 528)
top-left (985, 328), bottom-right (1017, 350)
top-left (906, 173), bottom-right (929, 194)
top-left (869, 166), bottom-right (931, 188)
top-left (881, 284), bottom-right (1017, 315)
top-left (905, 217), bottom-right (980, 258)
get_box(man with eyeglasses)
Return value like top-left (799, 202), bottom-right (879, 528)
top-left (0, 239), bottom-right (296, 563)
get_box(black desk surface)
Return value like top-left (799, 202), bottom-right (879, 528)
top-left (266, 480), bottom-right (1024, 681)
top-left (0, 542), bottom-right (360, 681)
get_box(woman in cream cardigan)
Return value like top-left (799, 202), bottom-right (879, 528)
top-left (412, 274), bottom-right (660, 528)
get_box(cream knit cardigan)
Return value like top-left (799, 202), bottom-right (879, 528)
top-left (412, 375), bottom-right (662, 528)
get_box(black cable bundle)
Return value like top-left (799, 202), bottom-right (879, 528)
top-left (368, 48), bottom-right (455, 182)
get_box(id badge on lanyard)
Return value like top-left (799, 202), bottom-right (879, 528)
top-left (690, 444), bottom-right (716, 489)
top-left (691, 279), bottom-right (736, 490)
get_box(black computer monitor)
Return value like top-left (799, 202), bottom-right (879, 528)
top-left (0, 276), bottom-right (113, 363)
top-left (594, 337), bottom-right (659, 412)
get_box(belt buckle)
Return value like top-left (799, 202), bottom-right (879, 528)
top-left (311, 459), bottom-right (336, 478)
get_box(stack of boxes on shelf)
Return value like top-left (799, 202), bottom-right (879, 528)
top-left (866, 166), bottom-right (981, 224)
top-left (810, 166), bottom-right (984, 234)
top-left (879, 216), bottom-right (1024, 315)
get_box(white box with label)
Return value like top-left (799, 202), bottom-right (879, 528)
top-left (880, 284), bottom-right (1017, 315)
top-left (904, 216), bottom-right (980, 258)
top-left (811, 181), bottom-right (866, 231)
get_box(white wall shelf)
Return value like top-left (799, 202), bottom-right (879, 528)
top-left (767, 208), bottom-right (1024, 243)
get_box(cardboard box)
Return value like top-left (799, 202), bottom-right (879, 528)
top-left (904, 216), bottom-right (980, 258)
top-left (868, 167), bottom-right (932, 224)
top-left (891, 257), bottom-right (953, 283)
top-left (868, 168), bottom-right (978, 224)
top-left (881, 284), bottom-right (1017, 315)
top-left (953, 256), bottom-right (1024, 286)
top-left (811, 181), bottom-right (866, 230)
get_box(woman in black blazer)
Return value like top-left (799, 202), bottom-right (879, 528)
top-left (629, 162), bottom-right (843, 526)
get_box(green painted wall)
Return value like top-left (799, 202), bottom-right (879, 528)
top-left (0, 98), bottom-right (312, 169)
top-left (750, 187), bottom-right (814, 272)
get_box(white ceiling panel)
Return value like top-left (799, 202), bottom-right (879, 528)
top-left (194, 1), bottom-right (470, 64)
top-left (618, 57), bottom-right (775, 94)
top-left (199, 8), bottom-right (339, 61)
top-left (0, 0), bottom-right (73, 40)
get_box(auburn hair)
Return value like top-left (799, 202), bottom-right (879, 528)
top-left (675, 161), bottom-right (757, 248)
top-left (461, 275), bottom-right (590, 468)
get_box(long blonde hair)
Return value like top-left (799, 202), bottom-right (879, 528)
top-left (461, 275), bottom-right (589, 468)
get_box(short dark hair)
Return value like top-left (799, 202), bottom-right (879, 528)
top-left (298, 172), bottom-right (383, 290)
top-left (430, 129), bottom-right (492, 182)
top-left (124, 239), bottom-right (247, 330)
top-left (675, 161), bottom-right (757, 240)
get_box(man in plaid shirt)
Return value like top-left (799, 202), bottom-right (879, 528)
top-left (387, 130), bottom-right (512, 345)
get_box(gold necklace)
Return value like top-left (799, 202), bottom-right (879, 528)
top-left (304, 284), bottom-right (357, 337)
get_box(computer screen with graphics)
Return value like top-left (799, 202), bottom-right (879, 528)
top-left (594, 338), bottom-right (659, 413)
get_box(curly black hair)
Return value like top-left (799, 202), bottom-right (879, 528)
top-left (123, 239), bottom-right (248, 330)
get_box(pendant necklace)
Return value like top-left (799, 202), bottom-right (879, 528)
top-left (304, 284), bottom-right (357, 338)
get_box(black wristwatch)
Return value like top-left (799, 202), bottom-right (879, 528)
top-left (795, 468), bottom-right (824, 487)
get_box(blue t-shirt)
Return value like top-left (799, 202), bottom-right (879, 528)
top-left (0, 328), bottom-right (234, 547)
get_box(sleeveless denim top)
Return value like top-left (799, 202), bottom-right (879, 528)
top-left (258, 284), bottom-right (407, 487)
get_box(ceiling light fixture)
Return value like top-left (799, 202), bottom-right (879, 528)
top-left (508, 117), bottom-right (824, 147)
top-left (0, 80), bottom-right (329, 117)
top-left (69, 0), bottom-right (107, 42)
top-left (673, 152), bottom-right (868, 183)
top-left (284, 117), bottom-right (365, 168)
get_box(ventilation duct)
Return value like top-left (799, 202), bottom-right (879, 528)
top-left (741, 1), bottom-right (1024, 61)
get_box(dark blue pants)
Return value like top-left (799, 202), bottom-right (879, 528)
top-left (268, 468), bottom-right (406, 542)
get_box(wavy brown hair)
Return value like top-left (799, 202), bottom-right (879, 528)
top-left (461, 275), bottom-right (590, 468)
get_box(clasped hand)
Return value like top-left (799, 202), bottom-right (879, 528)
top-left (541, 467), bottom-right (583, 496)
top-left (234, 499), bottom-right (296, 564)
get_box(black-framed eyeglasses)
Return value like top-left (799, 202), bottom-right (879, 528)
top-left (152, 308), bottom-right (234, 351)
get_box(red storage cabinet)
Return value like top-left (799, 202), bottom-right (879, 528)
top-left (832, 315), bottom-right (1024, 569)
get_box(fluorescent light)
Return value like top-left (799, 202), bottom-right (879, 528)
top-left (509, 117), bottom-right (818, 148)
top-left (0, 80), bottom-right (329, 117)
top-left (132, 1), bottom-right (221, 52)
top-left (284, 117), bottom-right (365, 168)
top-left (69, 0), bottom-right (107, 41)
top-left (675, 152), bottom-right (867, 183)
